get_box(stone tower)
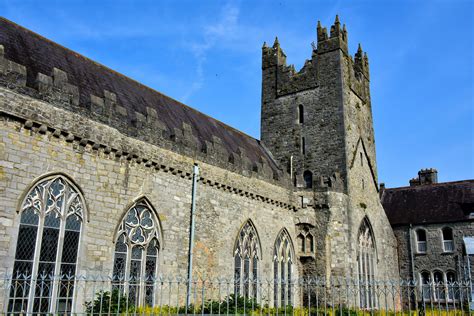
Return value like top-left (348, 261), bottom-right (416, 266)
top-left (261, 15), bottom-right (376, 192)
top-left (261, 16), bottom-right (398, 280)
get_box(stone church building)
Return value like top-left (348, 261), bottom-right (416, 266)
top-left (0, 16), bottom-right (399, 313)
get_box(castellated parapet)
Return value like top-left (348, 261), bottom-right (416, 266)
top-left (0, 27), bottom-right (285, 185)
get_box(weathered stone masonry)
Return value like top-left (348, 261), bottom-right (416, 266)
top-left (0, 15), bottom-right (399, 305)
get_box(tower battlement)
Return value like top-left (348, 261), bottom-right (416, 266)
top-left (262, 16), bottom-right (370, 100)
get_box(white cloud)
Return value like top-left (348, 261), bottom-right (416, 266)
top-left (181, 2), bottom-right (240, 102)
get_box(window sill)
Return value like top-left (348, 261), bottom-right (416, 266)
top-left (299, 253), bottom-right (315, 259)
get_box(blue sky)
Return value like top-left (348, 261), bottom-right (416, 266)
top-left (1, 0), bottom-right (472, 187)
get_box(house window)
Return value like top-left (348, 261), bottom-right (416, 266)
top-left (357, 217), bottom-right (376, 309)
top-left (234, 220), bottom-right (260, 299)
top-left (420, 271), bottom-right (431, 301)
top-left (303, 170), bottom-right (313, 189)
top-left (415, 229), bottom-right (427, 253)
top-left (298, 104), bottom-right (304, 124)
top-left (442, 228), bottom-right (454, 252)
top-left (446, 271), bottom-right (458, 301)
top-left (273, 229), bottom-right (295, 307)
top-left (112, 198), bottom-right (161, 307)
top-left (432, 270), bottom-right (445, 301)
top-left (8, 175), bottom-right (85, 315)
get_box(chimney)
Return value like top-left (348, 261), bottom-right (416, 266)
top-left (409, 168), bottom-right (438, 186)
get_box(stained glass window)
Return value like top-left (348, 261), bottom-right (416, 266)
top-left (234, 220), bottom-right (260, 299)
top-left (8, 175), bottom-right (84, 315)
top-left (273, 229), bottom-right (294, 307)
top-left (112, 199), bottom-right (160, 307)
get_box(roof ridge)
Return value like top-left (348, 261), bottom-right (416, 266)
top-left (385, 179), bottom-right (474, 191)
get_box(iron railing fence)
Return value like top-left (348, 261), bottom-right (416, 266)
top-left (0, 273), bottom-right (472, 315)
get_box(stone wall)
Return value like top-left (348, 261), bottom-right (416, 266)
top-left (394, 222), bottom-right (474, 281)
top-left (0, 86), bottom-right (298, 282)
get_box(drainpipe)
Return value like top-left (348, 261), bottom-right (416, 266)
top-left (186, 164), bottom-right (200, 309)
top-left (408, 224), bottom-right (415, 281)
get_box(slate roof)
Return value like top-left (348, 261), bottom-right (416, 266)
top-left (0, 17), bottom-right (280, 174)
top-left (381, 180), bottom-right (474, 226)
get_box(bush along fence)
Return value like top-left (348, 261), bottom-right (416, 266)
top-left (0, 273), bottom-right (473, 315)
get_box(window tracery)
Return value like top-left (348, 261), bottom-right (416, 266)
top-left (234, 220), bottom-right (260, 299)
top-left (112, 198), bottom-right (161, 306)
top-left (357, 217), bottom-right (376, 309)
top-left (8, 175), bottom-right (84, 315)
top-left (273, 229), bottom-right (294, 307)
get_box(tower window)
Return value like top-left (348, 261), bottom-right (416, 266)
top-left (301, 137), bottom-right (306, 155)
top-left (303, 170), bottom-right (313, 188)
top-left (298, 104), bottom-right (304, 124)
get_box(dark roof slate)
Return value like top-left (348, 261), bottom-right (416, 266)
top-left (0, 17), bottom-right (280, 174)
top-left (381, 180), bottom-right (474, 226)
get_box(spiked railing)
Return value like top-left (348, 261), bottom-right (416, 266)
top-left (0, 272), bottom-right (472, 315)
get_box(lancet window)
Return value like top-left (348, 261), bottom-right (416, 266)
top-left (273, 229), bottom-right (295, 307)
top-left (8, 175), bottom-right (85, 315)
top-left (112, 198), bottom-right (161, 307)
top-left (357, 217), bottom-right (376, 309)
top-left (234, 220), bottom-right (261, 299)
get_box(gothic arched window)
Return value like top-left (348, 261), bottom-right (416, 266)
top-left (273, 229), bottom-right (294, 307)
top-left (357, 217), bottom-right (376, 309)
top-left (113, 198), bottom-right (161, 306)
top-left (234, 220), bottom-right (261, 299)
top-left (8, 175), bottom-right (85, 315)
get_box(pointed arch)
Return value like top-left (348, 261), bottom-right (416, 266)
top-left (273, 228), bottom-right (295, 307)
top-left (16, 172), bottom-right (88, 221)
top-left (112, 196), bottom-right (162, 306)
top-left (357, 216), bottom-right (377, 309)
top-left (233, 219), bottom-right (261, 299)
top-left (9, 173), bottom-right (86, 315)
top-left (113, 196), bottom-right (164, 249)
top-left (232, 219), bottom-right (262, 259)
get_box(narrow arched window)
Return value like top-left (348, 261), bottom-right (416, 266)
top-left (433, 270), bottom-right (445, 301)
top-left (8, 175), bottom-right (85, 315)
top-left (442, 227), bottom-right (454, 252)
top-left (415, 229), bottom-right (427, 253)
top-left (420, 271), bottom-right (431, 301)
top-left (273, 229), bottom-right (294, 307)
top-left (357, 217), bottom-right (376, 309)
top-left (298, 104), bottom-right (304, 124)
top-left (297, 230), bottom-right (314, 255)
top-left (303, 170), bottom-right (313, 188)
top-left (446, 271), bottom-right (457, 301)
top-left (301, 137), bottom-right (306, 155)
top-left (112, 198), bottom-right (161, 306)
top-left (234, 220), bottom-right (261, 299)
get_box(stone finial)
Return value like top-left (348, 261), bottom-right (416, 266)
top-left (316, 21), bottom-right (328, 42)
top-left (262, 41), bottom-right (267, 49)
top-left (273, 37), bottom-right (280, 48)
top-left (330, 15), bottom-right (341, 38)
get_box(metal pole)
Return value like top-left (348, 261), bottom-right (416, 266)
top-left (186, 164), bottom-right (200, 309)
